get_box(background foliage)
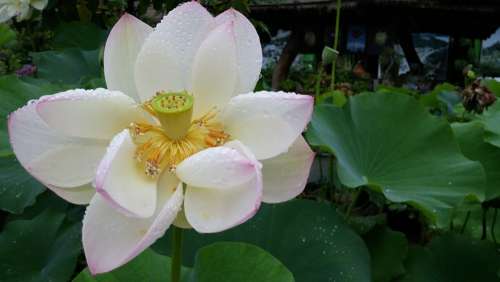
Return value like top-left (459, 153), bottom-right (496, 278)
top-left (0, 0), bottom-right (499, 281)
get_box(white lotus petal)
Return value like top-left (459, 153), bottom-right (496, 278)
top-left (49, 184), bottom-right (95, 205)
top-left (95, 130), bottom-right (157, 218)
top-left (29, 143), bottom-right (106, 188)
top-left (83, 180), bottom-right (182, 274)
top-left (104, 13), bottom-right (152, 102)
top-left (191, 22), bottom-right (238, 117)
top-left (37, 88), bottom-right (146, 140)
top-left (261, 136), bottom-right (314, 203)
top-left (8, 98), bottom-right (107, 189)
top-left (30, 0), bottom-right (47, 10)
top-left (16, 1), bottom-right (30, 21)
top-left (176, 146), bottom-right (257, 189)
top-left (135, 2), bottom-right (215, 102)
top-left (0, 5), bottom-right (18, 23)
top-left (223, 139), bottom-right (260, 164)
top-left (184, 172), bottom-right (262, 233)
top-left (222, 91), bottom-right (314, 160)
top-left (215, 9), bottom-right (262, 94)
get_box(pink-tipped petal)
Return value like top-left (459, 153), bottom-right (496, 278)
top-left (184, 171), bottom-right (262, 233)
top-left (176, 146), bottom-right (257, 189)
top-left (104, 13), bottom-right (152, 102)
top-left (36, 88), bottom-right (146, 140)
top-left (134, 2), bottom-right (215, 102)
top-left (8, 97), bottom-right (107, 189)
top-left (83, 177), bottom-right (182, 274)
top-left (180, 141), bottom-right (262, 233)
top-left (95, 130), bottom-right (157, 218)
top-left (191, 22), bottom-right (238, 117)
top-left (222, 91), bottom-right (314, 160)
top-left (261, 136), bottom-right (314, 203)
top-left (215, 9), bottom-right (262, 94)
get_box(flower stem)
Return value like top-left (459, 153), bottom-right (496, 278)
top-left (330, 0), bottom-right (342, 91)
top-left (346, 189), bottom-right (361, 219)
top-left (171, 226), bottom-right (183, 282)
top-left (460, 211), bottom-right (471, 234)
top-left (491, 208), bottom-right (498, 244)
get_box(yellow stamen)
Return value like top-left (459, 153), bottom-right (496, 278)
top-left (128, 108), bottom-right (230, 178)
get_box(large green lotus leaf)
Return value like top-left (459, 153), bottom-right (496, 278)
top-left (484, 79), bottom-right (500, 96)
top-left (363, 227), bottom-right (408, 282)
top-left (31, 48), bottom-right (101, 85)
top-left (307, 92), bottom-right (485, 226)
top-left (452, 121), bottom-right (500, 201)
top-left (478, 102), bottom-right (500, 148)
top-left (153, 200), bottom-right (371, 282)
top-left (189, 242), bottom-right (294, 282)
top-left (420, 83), bottom-right (461, 115)
top-left (53, 22), bottom-right (107, 50)
top-left (0, 208), bottom-right (82, 282)
top-left (401, 233), bottom-right (500, 282)
top-left (73, 243), bottom-right (293, 282)
top-left (0, 155), bottom-right (45, 213)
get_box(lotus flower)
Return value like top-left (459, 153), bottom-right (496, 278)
top-left (8, 2), bottom-right (314, 274)
top-left (0, 0), bottom-right (47, 23)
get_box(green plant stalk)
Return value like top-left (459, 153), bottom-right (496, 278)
top-left (318, 151), bottom-right (324, 183)
top-left (491, 208), bottom-right (498, 244)
top-left (315, 64), bottom-right (323, 97)
top-left (330, 0), bottom-right (342, 91)
top-left (481, 207), bottom-right (488, 240)
top-left (460, 211), bottom-right (471, 234)
top-left (171, 226), bottom-right (183, 282)
top-left (346, 189), bottom-right (361, 219)
top-left (473, 39), bottom-right (482, 64)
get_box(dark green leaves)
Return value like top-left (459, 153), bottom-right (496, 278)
top-left (73, 244), bottom-right (293, 282)
top-left (154, 200), bottom-right (371, 282)
top-left (402, 234), bottom-right (500, 282)
top-left (0, 208), bottom-right (82, 282)
top-left (478, 102), bottom-right (500, 149)
top-left (53, 22), bottom-right (107, 50)
top-left (0, 24), bottom-right (16, 47)
top-left (32, 49), bottom-right (101, 85)
top-left (452, 121), bottom-right (500, 201)
top-left (0, 155), bottom-right (45, 213)
top-left (308, 92), bottom-right (485, 226)
top-left (364, 227), bottom-right (408, 282)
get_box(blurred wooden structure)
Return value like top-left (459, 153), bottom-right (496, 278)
top-left (249, 0), bottom-right (500, 88)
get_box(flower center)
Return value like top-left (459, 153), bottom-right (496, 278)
top-left (129, 91), bottom-right (230, 178)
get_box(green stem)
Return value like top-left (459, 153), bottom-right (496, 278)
top-left (346, 189), bottom-right (361, 219)
top-left (328, 157), bottom-right (334, 188)
top-left (491, 208), bottom-right (498, 244)
top-left (171, 226), bottom-right (183, 282)
top-left (330, 0), bottom-right (342, 91)
top-left (318, 152), bottom-right (324, 183)
top-left (481, 207), bottom-right (489, 240)
top-left (460, 211), bottom-right (471, 234)
top-left (315, 64), bottom-right (323, 96)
